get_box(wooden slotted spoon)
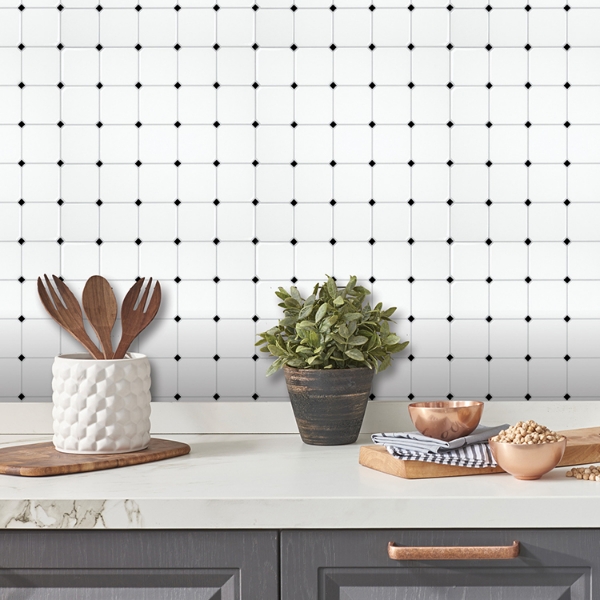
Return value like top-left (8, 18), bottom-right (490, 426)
top-left (37, 274), bottom-right (103, 359)
top-left (82, 275), bottom-right (118, 359)
top-left (113, 278), bottom-right (162, 360)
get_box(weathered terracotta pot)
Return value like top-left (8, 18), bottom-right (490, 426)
top-left (283, 366), bottom-right (374, 446)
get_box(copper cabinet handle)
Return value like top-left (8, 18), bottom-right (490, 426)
top-left (388, 540), bottom-right (520, 561)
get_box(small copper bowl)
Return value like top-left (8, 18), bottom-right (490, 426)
top-left (408, 401), bottom-right (484, 442)
top-left (489, 438), bottom-right (567, 480)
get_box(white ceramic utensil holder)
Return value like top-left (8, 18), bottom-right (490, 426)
top-left (51, 352), bottom-right (152, 454)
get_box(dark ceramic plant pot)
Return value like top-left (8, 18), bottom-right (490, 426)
top-left (283, 366), bottom-right (375, 446)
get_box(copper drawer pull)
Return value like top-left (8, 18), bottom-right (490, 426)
top-left (388, 540), bottom-right (520, 561)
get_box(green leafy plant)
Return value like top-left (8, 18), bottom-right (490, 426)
top-left (256, 275), bottom-right (409, 377)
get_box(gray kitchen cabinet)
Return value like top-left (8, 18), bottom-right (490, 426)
top-left (0, 530), bottom-right (279, 600)
top-left (281, 529), bottom-right (599, 599)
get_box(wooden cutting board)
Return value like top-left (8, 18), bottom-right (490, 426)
top-left (359, 426), bottom-right (600, 480)
top-left (0, 438), bottom-right (191, 477)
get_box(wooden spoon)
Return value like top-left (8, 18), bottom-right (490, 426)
top-left (113, 278), bottom-right (162, 359)
top-left (82, 275), bottom-right (118, 359)
top-left (37, 274), bottom-right (103, 360)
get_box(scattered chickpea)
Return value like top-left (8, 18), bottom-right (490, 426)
top-left (565, 464), bottom-right (600, 483)
top-left (490, 420), bottom-right (565, 445)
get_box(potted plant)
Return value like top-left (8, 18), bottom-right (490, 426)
top-left (256, 276), bottom-right (409, 446)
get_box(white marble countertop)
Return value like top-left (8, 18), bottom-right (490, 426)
top-left (0, 433), bottom-right (596, 530)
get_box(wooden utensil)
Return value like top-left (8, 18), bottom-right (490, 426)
top-left (0, 438), bottom-right (190, 477)
top-left (359, 426), bottom-right (600, 479)
top-left (82, 275), bottom-right (118, 359)
top-left (37, 274), bottom-right (103, 360)
top-left (113, 277), bottom-right (162, 360)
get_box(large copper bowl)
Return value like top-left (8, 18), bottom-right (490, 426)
top-left (489, 438), bottom-right (567, 480)
top-left (408, 401), bottom-right (484, 441)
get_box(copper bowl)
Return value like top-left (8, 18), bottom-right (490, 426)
top-left (408, 401), bottom-right (484, 441)
top-left (489, 438), bottom-right (567, 480)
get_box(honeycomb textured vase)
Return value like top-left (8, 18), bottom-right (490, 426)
top-left (52, 353), bottom-right (152, 454)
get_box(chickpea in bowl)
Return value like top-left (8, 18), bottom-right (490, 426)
top-left (489, 420), bottom-right (567, 480)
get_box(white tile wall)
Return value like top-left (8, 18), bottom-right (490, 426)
top-left (0, 0), bottom-right (599, 402)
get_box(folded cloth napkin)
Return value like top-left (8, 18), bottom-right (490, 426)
top-left (371, 424), bottom-right (509, 469)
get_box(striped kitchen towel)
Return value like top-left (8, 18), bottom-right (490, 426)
top-left (372, 424), bottom-right (508, 468)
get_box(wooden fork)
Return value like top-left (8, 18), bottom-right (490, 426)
top-left (37, 274), bottom-right (104, 359)
top-left (113, 278), bottom-right (162, 360)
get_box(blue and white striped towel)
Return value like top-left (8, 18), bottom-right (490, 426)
top-left (372, 424), bottom-right (508, 468)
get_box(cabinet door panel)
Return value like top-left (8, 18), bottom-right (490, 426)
top-left (282, 530), bottom-right (600, 600)
top-left (0, 570), bottom-right (237, 600)
top-left (0, 530), bottom-right (278, 600)
top-left (321, 567), bottom-right (587, 600)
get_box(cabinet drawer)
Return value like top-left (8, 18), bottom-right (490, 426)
top-left (0, 530), bottom-right (278, 600)
top-left (281, 529), bottom-right (600, 600)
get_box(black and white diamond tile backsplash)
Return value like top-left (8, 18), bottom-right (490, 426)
top-left (1, 0), bottom-right (600, 402)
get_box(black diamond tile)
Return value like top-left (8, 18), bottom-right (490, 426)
top-left (135, 238), bottom-right (142, 245)
top-left (447, 121), bottom-right (453, 128)
top-left (447, 315), bottom-right (453, 322)
top-left (447, 276), bottom-right (453, 283)
top-left (290, 238), bottom-right (297, 245)
top-left (564, 315), bottom-right (570, 322)
top-left (447, 237), bottom-right (453, 245)
top-left (330, 238), bottom-right (336, 245)
top-left (486, 355), bottom-right (492, 361)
